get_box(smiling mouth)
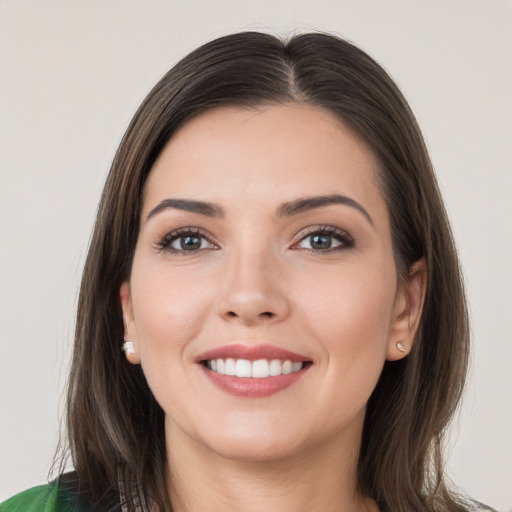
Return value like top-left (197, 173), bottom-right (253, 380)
top-left (202, 358), bottom-right (311, 378)
top-left (197, 344), bottom-right (313, 397)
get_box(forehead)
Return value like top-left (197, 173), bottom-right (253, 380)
top-left (143, 104), bottom-right (386, 221)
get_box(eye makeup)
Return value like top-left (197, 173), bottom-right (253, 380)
top-left (153, 223), bottom-right (355, 257)
top-left (154, 227), bottom-right (218, 255)
top-left (291, 225), bottom-right (355, 254)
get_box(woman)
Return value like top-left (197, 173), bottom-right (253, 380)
top-left (1, 32), bottom-right (493, 512)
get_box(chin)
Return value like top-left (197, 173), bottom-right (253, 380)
top-left (190, 411), bottom-right (351, 464)
top-left (171, 411), bottom-right (312, 463)
top-left (206, 431), bottom-right (307, 463)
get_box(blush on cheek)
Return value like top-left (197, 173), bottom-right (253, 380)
top-left (301, 287), bottom-right (394, 380)
top-left (137, 302), bottom-right (202, 355)
top-left (132, 266), bottom-right (210, 340)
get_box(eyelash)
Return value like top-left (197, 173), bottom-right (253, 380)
top-left (291, 226), bottom-right (354, 254)
top-left (155, 225), bottom-right (354, 255)
top-left (155, 228), bottom-right (217, 255)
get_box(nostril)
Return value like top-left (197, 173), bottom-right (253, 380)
top-left (227, 311), bottom-right (238, 317)
top-left (260, 312), bottom-right (275, 318)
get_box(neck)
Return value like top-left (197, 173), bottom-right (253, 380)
top-left (164, 418), bottom-right (377, 512)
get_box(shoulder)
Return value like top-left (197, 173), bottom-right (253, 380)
top-left (0, 473), bottom-right (120, 512)
top-left (0, 481), bottom-right (60, 512)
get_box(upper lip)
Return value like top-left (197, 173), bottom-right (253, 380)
top-left (196, 343), bottom-right (310, 363)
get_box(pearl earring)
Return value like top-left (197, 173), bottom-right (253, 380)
top-left (397, 341), bottom-right (406, 352)
top-left (122, 341), bottom-right (135, 355)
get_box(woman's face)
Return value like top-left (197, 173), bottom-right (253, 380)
top-left (121, 104), bottom-right (423, 462)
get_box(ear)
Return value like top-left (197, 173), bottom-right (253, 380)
top-left (119, 280), bottom-right (141, 364)
top-left (386, 258), bottom-right (427, 361)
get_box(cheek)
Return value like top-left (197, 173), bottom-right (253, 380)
top-left (299, 263), bottom-right (395, 342)
top-left (130, 263), bottom-right (216, 364)
top-left (128, 264), bottom-right (220, 427)
top-left (295, 261), bottom-right (396, 397)
top-left (293, 269), bottom-right (395, 434)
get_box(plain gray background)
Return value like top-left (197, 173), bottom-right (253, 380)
top-left (1, 1), bottom-right (511, 510)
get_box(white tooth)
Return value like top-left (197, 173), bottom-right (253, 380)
top-left (291, 362), bottom-right (302, 373)
top-left (235, 359), bottom-right (252, 377)
top-left (282, 360), bottom-right (292, 375)
top-left (225, 358), bottom-right (236, 376)
top-left (269, 359), bottom-right (282, 376)
top-left (252, 359), bottom-right (270, 378)
top-left (210, 359), bottom-right (217, 371)
top-left (216, 359), bottom-right (225, 374)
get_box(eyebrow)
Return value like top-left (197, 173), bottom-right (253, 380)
top-left (277, 194), bottom-right (374, 227)
top-left (146, 194), bottom-right (374, 227)
top-left (146, 198), bottom-right (225, 221)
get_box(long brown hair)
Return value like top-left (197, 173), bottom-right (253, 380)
top-left (59, 31), bottom-right (483, 511)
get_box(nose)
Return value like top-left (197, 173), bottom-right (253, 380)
top-left (217, 247), bottom-right (290, 326)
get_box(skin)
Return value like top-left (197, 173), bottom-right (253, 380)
top-left (120, 104), bottom-right (426, 511)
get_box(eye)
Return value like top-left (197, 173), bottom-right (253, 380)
top-left (293, 227), bottom-right (353, 253)
top-left (157, 229), bottom-right (217, 254)
top-left (172, 234), bottom-right (209, 251)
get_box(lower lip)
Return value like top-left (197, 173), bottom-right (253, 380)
top-left (201, 365), bottom-right (309, 398)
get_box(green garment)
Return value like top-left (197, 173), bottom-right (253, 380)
top-left (0, 475), bottom-right (121, 512)
top-left (1, 481), bottom-right (69, 512)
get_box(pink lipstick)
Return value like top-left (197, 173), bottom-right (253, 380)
top-left (197, 344), bottom-right (307, 363)
top-left (197, 344), bottom-right (312, 398)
